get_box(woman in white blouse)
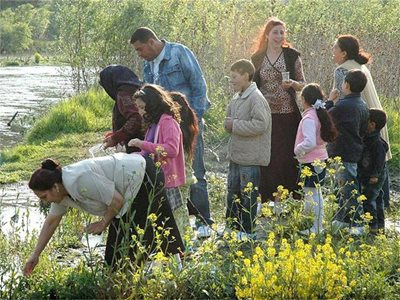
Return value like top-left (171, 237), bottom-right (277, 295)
top-left (23, 153), bottom-right (183, 275)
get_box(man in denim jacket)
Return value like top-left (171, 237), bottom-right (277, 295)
top-left (131, 27), bottom-right (213, 237)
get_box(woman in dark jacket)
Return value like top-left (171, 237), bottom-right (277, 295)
top-left (251, 17), bottom-right (306, 203)
top-left (99, 65), bottom-right (143, 153)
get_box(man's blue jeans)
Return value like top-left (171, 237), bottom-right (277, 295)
top-left (335, 162), bottom-right (364, 225)
top-left (188, 120), bottom-right (213, 225)
top-left (226, 162), bottom-right (260, 234)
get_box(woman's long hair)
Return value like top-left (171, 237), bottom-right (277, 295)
top-left (337, 35), bottom-right (371, 65)
top-left (133, 84), bottom-right (181, 125)
top-left (251, 17), bottom-right (291, 69)
top-left (301, 84), bottom-right (338, 143)
top-left (29, 159), bottom-right (62, 191)
top-left (170, 92), bottom-right (199, 160)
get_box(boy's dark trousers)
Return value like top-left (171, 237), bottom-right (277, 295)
top-left (360, 165), bottom-right (387, 231)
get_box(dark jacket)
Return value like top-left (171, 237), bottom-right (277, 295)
top-left (99, 65), bottom-right (143, 153)
top-left (327, 93), bottom-right (369, 162)
top-left (358, 130), bottom-right (388, 179)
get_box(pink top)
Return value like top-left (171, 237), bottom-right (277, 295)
top-left (294, 107), bottom-right (328, 163)
top-left (140, 113), bottom-right (185, 188)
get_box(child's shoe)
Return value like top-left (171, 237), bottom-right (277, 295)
top-left (236, 231), bottom-right (256, 241)
top-left (196, 225), bottom-right (211, 239)
top-left (299, 226), bottom-right (324, 236)
top-left (349, 226), bottom-right (364, 236)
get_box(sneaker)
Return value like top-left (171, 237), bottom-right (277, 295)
top-left (236, 231), bottom-right (256, 241)
top-left (217, 226), bottom-right (233, 237)
top-left (350, 226), bottom-right (364, 236)
top-left (331, 220), bottom-right (349, 230)
top-left (196, 225), bottom-right (211, 239)
top-left (299, 226), bottom-right (324, 236)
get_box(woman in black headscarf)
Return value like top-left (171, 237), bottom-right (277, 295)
top-left (99, 65), bottom-right (143, 153)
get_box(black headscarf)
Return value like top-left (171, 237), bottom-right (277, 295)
top-left (99, 65), bottom-right (142, 101)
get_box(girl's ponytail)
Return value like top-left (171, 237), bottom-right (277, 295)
top-left (301, 84), bottom-right (338, 143)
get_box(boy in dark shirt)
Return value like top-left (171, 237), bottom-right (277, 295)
top-left (358, 109), bottom-right (389, 233)
top-left (327, 69), bottom-right (369, 235)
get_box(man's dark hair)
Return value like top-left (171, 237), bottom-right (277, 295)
top-left (130, 27), bottom-right (158, 44)
top-left (369, 108), bottom-right (387, 131)
top-left (344, 69), bottom-right (367, 93)
top-left (230, 59), bottom-right (255, 81)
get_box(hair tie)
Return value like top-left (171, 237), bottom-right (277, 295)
top-left (312, 99), bottom-right (326, 110)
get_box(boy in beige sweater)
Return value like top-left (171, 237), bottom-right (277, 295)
top-left (224, 59), bottom-right (271, 240)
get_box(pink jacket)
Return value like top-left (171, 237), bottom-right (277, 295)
top-left (141, 114), bottom-right (185, 188)
top-left (294, 108), bottom-right (328, 163)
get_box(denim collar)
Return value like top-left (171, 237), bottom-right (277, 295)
top-left (160, 40), bottom-right (172, 61)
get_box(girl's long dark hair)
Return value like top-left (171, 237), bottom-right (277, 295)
top-left (301, 84), bottom-right (338, 143)
top-left (170, 92), bottom-right (199, 160)
top-left (29, 159), bottom-right (62, 191)
top-left (133, 84), bottom-right (181, 125)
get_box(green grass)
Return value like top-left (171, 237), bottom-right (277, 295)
top-left (0, 88), bottom-right (113, 183)
top-left (26, 88), bottom-right (113, 143)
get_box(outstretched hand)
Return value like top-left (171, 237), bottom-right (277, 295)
top-left (329, 89), bottom-right (340, 102)
top-left (23, 255), bottom-right (39, 276)
top-left (128, 138), bottom-right (143, 148)
top-left (85, 219), bottom-right (107, 235)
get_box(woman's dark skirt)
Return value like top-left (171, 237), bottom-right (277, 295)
top-left (260, 112), bottom-right (301, 202)
top-left (105, 156), bottom-right (184, 266)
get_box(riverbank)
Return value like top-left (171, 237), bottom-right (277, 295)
top-left (0, 53), bottom-right (67, 67)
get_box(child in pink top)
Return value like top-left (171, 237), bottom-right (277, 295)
top-left (128, 84), bottom-right (186, 213)
top-left (295, 83), bottom-right (337, 234)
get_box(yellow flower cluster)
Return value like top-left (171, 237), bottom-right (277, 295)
top-left (235, 234), bottom-right (349, 299)
top-left (272, 185), bottom-right (289, 201)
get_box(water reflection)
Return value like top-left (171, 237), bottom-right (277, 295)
top-left (0, 182), bottom-right (42, 238)
top-left (0, 66), bottom-right (73, 150)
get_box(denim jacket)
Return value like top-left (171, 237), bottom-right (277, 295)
top-left (143, 40), bottom-right (211, 119)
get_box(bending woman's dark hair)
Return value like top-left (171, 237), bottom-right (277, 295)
top-left (170, 92), bottom-right (199, 160)
top-left (337, 35), bottom-right (371, 65)
top-left (29, 159), bottom-right (62, 191)
top-left (133, 84), bottom-right (181, 125)
top-left (301, 84), bottom-right (338, 143)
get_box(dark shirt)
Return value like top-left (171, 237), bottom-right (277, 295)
top-left (327, 93), bottom-right (369, 162)
top-left (358, 130), bottom-right (388, 179)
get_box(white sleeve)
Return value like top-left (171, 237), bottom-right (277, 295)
top-left (49, 202), bottom-right (69, 216)
top-left (294, 118), bottom-right (317, 157)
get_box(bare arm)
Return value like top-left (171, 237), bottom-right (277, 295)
top-left (85, 190), bottom-right (124, 235)
top-left (23, 213), bottom-right (63, 276)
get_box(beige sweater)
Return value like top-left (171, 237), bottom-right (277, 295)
top-left (225, 82), bottom-right (272, 166)
top-left (333, 59), bottom-right (392, 160)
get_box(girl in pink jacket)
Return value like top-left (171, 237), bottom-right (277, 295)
top-left (128, 84), bottom-right (186, 214)
top-left (294, 83), bottom-right (337, 234)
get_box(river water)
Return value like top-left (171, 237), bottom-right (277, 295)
top-left (0, 66), bottom-right (73, 150)
top-left (0, 66), bottom-right (73, 237)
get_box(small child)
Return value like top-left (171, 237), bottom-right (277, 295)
top-left (224, 59), bottom-right (271, 240)
top-left (294, 83), bottom-right (337, 235)
top-left (327, 69), bottom-right (369, 235)
top-left (128, 84), bottom-right (187, 232)
top-left (358, 109), bottom-right (389, 234)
